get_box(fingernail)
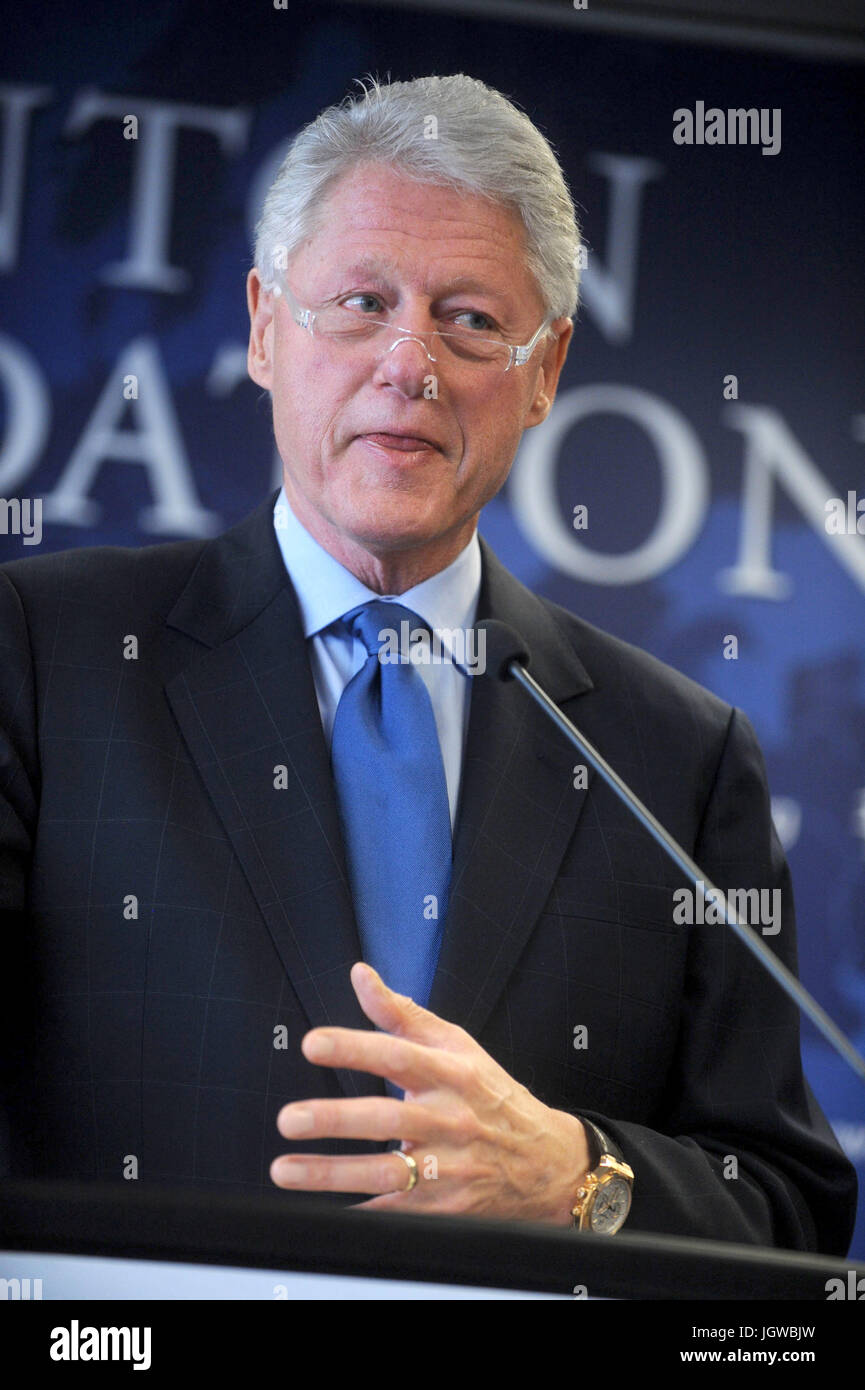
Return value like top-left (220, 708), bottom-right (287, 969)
top-left (306, 1033), bottom-right (334, 1057)
top-left (281, 1108), bottom-right (314, 1135)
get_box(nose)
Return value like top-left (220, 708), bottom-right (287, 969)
top-left (372, 331), bottom-right (438, 398)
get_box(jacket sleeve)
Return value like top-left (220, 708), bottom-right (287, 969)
top-left (576, 705), bottom-right (858, 1255)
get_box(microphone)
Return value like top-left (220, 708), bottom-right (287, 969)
top-left (476, 618), bottom-right (865, 1086)
top-left (481, 621), bottom-right (530, 680)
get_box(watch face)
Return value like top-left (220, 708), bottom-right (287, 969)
top-left (590, 1177), bottom-right (632, 1234)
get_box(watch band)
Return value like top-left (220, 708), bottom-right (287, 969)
top-left (579, 1116), bottom-right (625, 1169)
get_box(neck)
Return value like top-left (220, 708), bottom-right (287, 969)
top-left (282, 484), bottom-right (477, 594)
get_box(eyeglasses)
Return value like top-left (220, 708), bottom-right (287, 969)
top-left (271, 271), bottom-right (554, 373)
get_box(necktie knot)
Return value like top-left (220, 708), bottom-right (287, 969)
top-left (342, 600), bottom-right (429, 660)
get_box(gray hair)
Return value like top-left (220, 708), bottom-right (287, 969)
top-left (253, 74), bottom-right (582, 320)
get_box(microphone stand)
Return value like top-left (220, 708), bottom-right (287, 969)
top-left (479, 620), bottom-right (865, 1087)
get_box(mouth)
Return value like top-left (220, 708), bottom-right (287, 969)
top-left (357, 432), bottom-right (441, 454)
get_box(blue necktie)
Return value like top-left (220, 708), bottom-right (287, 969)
top-left (330, 600), bottom-right (452, 1009)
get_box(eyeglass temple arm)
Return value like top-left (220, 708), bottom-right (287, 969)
top-left (271, 272), bottom-right (315, 332)
top-left (512, 315), bottom-right (557, 367)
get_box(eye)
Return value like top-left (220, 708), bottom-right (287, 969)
top-left (451, 309), bottom-right (497, 334)
top-left (341, 292), bottom-right (386, 315)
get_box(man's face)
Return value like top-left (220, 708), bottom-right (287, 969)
top-left (247, 162), bottom-right (572, 570)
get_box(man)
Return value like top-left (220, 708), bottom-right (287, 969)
top-left (0, 76), bottom-right (856, 1251)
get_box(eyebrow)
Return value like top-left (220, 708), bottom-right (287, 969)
top-left (330, 258), bottom-right (512, 307)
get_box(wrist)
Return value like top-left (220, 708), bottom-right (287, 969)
top-left (550, 1110), bottom-right (592, 1225)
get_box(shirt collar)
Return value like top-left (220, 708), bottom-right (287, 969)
top-left (273, 486), bottom-right (482, 639)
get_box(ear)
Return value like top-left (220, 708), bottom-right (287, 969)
top-left (247, 268), bottom-right (275, 390)
top-left (524, 317), bottom-right (573, 428)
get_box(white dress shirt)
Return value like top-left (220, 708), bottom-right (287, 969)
top-left (272, 487), bottom-right (482, 831)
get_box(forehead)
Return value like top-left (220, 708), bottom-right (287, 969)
top-left (291, 162), bottom-right (541, 306)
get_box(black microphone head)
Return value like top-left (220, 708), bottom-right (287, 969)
top-left (475, 620), bottom-right (530, 680)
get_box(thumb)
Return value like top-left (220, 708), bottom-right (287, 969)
top-left (350, 962), bottom-right (451, 1044)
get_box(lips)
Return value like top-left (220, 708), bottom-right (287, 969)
top-left (358, 432), bottom-right (440, 452)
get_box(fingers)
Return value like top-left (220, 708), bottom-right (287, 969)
top-left (269, 965), bottom-right (489, 1203)
top-left (301, 1023), bottom-right (461, 1093)
top-left (270, 1148), bottom-right (419, 1196)
top-left (277, 1096), bottom-right (432, 1143)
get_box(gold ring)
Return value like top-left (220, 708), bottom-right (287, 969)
top-left (392, 1148), bottom-right (418, 1193)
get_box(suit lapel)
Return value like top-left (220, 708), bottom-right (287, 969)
top-left (427, 539), bottom-right (596, 1036)
top-left (163, 490), bottom-right (379, 1099)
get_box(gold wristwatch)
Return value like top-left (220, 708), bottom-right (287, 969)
top-left (571, 1118), bottom-right (634, 1234)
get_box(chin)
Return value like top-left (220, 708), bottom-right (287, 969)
top-left (347, 520), bottom-right (445, 555)
top-left (337, 494), bottom-right (453, 546)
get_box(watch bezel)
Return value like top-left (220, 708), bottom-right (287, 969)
top-left (584, 1168), bottom-right (633, 1234)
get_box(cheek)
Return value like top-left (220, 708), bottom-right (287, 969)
top-left (271, 357), bottom-right (354, 450)
top-left (274, 349), bottom-right (331, 406)
top-left (457, 390), bottom-right (527, 459)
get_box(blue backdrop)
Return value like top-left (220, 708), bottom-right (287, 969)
top-left (1, 0), bottom-right (863, 1254)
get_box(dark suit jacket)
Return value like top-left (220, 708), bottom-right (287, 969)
top-left (0, 489), bottom-right (856, 1253)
